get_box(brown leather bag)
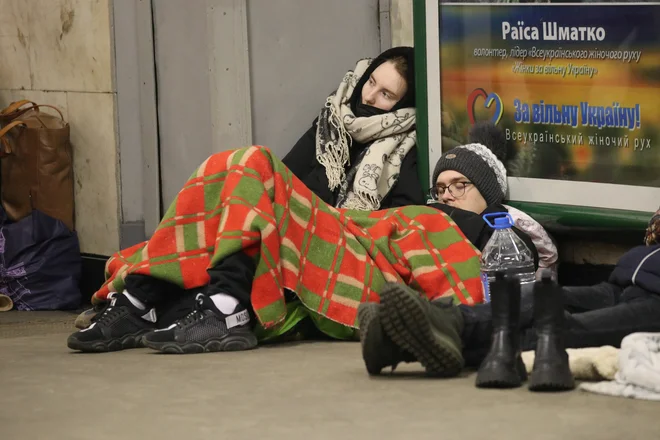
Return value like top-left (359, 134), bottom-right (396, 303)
top-left (0, 100), bottom-right (75, 230)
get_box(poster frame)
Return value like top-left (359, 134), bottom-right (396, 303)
top-left (413, 0), bottom-right (659, 228)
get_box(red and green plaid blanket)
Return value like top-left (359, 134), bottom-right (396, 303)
top-left (94, 146), bottom-right (484, 329)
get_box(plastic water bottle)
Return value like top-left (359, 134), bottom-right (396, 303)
top-left (480, 212), bottom-right (535, 303)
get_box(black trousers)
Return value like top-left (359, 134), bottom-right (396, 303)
top-left (124, 252), bottom-right (257, 326)
top-left (460, 282), bottom-right (660, 366)
top-left (548, 283), bottom-right (660, 349)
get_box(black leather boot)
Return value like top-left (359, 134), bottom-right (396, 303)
top-left (528, 270), bottom-right (575, 392)
top-left (475, 272), bottom-right (527, 388)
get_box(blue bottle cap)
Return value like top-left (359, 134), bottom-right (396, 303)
top-left (482, 212), bottom-right (514, 229)
top-left (493, 217), bottom-right (511, 229)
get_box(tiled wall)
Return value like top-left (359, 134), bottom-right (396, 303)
top-left (0, 0), bottom-right (119, 255)
top-left (391, 0), bottom-right (413, 47)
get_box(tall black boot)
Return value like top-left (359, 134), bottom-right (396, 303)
top-left (475, 272), bottom-right (527, 388)
top-left (528, 270), bottom-right (575, 392)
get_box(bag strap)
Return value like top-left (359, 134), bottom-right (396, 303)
top-left (0, 120), bottom-right (26, 157)
top-left (0, 101), bottom-right (64, 122)
top-left (26, 104), bottom-right (65, 121)
top-left (1, 100), bottom-right (38, 116)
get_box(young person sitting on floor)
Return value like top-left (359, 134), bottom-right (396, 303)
top-left (282, 46), bottom-right (425, 210)
top-left (68, 46), bottom-right (425, 350)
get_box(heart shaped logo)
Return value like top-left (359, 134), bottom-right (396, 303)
top-left (467, 88), bottom-right (503, 126)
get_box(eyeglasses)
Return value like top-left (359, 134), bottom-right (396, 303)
top-left (428, 181), bottom-right (473, 201)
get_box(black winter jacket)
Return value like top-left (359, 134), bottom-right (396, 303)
top-left (609, 244), bottom-right (660, 295)
top-left (430, 203), bottom-right (540, 267)
top-left (282, 121), bottom-right (425, 209)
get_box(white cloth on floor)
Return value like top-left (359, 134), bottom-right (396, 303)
top-left (522, 346), bottom-right (619, 381)
top-left (580, 333), bottom-right (660, 401)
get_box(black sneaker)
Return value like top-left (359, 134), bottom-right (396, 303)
top-left (142, 293), bottom-right (258, 354)
top-left (358, 302), bottom-right (416, 375)
top-left (67, 292), bottom-right (157, 352)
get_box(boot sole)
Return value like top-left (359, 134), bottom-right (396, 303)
top-left (67, 331), bottom-right (148, 353)
top-left (529, 365), bottom-right (575, 392)
top-left (380, 284), bottom-right (463, 377)
top-left (143, 333), bottom-right (258, 354)
top-left (476, 356), bottom-right (527, 389)
top-left (358, 303), bottom-right (399, 375)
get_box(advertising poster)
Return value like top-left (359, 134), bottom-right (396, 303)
top-left (431, 3), bottom-right (660, 211)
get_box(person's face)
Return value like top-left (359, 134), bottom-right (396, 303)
top-left (434, 170), bottom-right (487, 214)
top-left (361, 61), bottom-right (407, 111)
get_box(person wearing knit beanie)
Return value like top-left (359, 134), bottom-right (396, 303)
top-left (430, 122), bottom-right (508, 214)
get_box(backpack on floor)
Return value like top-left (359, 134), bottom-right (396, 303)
top-left (0, 204), bottom-right (81, 310)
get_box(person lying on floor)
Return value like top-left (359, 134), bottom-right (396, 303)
top-left (67, 123), bottom-right (538, 354)
top-left (361, 198), bottom-right (660, 378)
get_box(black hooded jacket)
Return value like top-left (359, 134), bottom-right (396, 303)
top-left (282, 47), bottom-right (424, 209)
top-left (431, 203), bottom-right (540, 267)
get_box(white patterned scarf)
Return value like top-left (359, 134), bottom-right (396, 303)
top-left (315, 59), bottom-right (416, 211)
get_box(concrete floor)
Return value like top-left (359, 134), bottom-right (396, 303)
top-left (1, 312), bottom-right (659, 440)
